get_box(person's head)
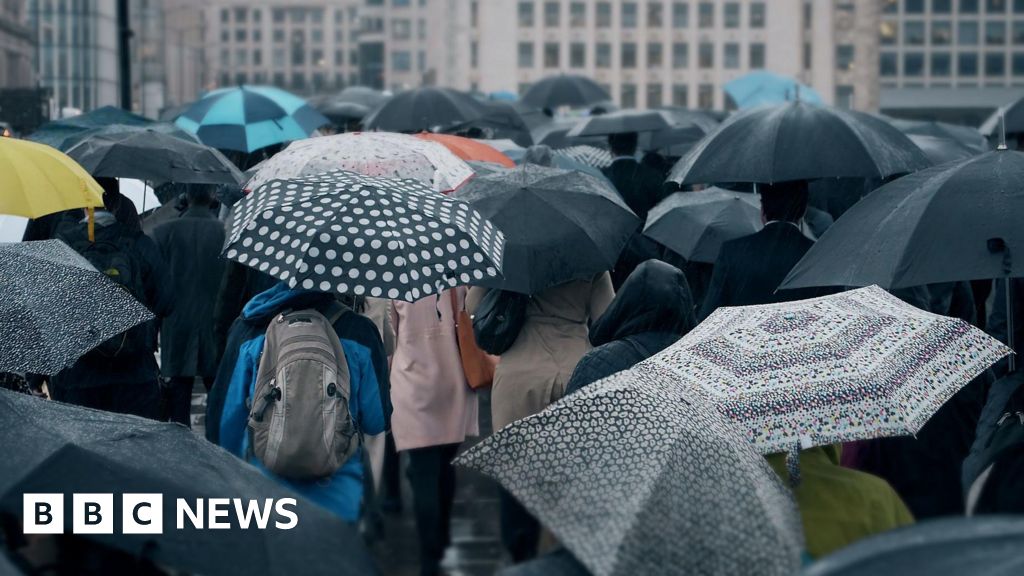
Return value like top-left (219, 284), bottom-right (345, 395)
top-left (185, 185), bottom-right (214, 208)
top-left (759, 180), bottom-right (809, 224)
top-left (95, 177), bottom-right (122, 213)
top-left (608, 132), bottom-right (638, 157)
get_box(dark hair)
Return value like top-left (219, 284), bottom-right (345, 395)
top-left (186, 185), bottom-right (214, 207)
top-left (608, 132), bottom-right (638, 156)
top-left (760, 180), bottom-right (809, 223)
top-left (94, 177), bottom-right (123, 213)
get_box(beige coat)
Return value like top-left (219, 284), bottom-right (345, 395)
top-left (468, 274), bottom-right (615, 431)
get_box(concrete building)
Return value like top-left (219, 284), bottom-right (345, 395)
top-left (0, 0), bottom-right (35, 88)
top-left (27, 0), bottom-right (119, 114)
top-left (163, 0), bottom-right (207, 110)
top-left (878, 0), bottom-right (1024, 124)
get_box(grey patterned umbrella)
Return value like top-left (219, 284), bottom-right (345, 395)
top-left (555, 145), bottom-right (613, 169)
top-left (0, 240), bottom-right (153, 375)
top-left (224, 169), bottom-right (504, 302)
top-left (455, 368), bottom-right (804, 576)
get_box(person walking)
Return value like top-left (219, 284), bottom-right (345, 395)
top-left (151, 186), bottom-right (227, 426)
top-left (468, 273), bottom-right (614, 563)
top-left (389, 289), bottom-right (479, 576)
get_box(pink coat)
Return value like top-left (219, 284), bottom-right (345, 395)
top-left (389, 288), bottom-right (479, 451)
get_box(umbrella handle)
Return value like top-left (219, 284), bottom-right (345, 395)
top-left (87, 207), bottom-right (95, 242)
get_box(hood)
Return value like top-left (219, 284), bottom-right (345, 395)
top-left (241, 281), bottom-right (335, 324)
top-left (590, 259), bottom-right (696, 347)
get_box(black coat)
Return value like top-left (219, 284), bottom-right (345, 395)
top-left (601, 159), bottom-right (666, 221)
top-left (151, 206), bottom-right (227, 378)
top-left (699, 222), bottom-right (827, 319)
top-left (566, 260), bottom-right (696, 395)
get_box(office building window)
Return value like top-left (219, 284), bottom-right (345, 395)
top-left (1016, 0), bottom-right (1024, 12)
top-left (987, 0), bottom-right (1008, 12)
top-left (647, 83), bottom-right (663, 108)
top-left (835, 85), bottom-right (854, 109)
top-left (471, 41), bottom-right (478, 68)
top-left (544, 42), bottom-right (560, 67)
top-left (698, 42), bottom-right (713, 68)
top-left (958, 52), bottom-right (979, 75)
top-left (570, 43), bottom-right (586, 67)
top-left (750, 2), bottom-right (765, 28)
top-left (986, 52), bottom-right (1006, 75)
top-left (545, 2), bottom-right (560, 27)
top-left (570, 2), bottom-right (586, 27)
top-left (698, 84), bottom-right (713, 109)
top-left (622, 2), bottom-right (638, 28)
top-left (648, 42), bottom-right (664, 67)
top-left (934, 0), bottom-right (952, 11)
top-left (880, 52), bottom-right (898, 76)
top-left (724, 43), bottom-right (739, 68)
top-left (836, 44), bottom-right (854, 71)
top-left (932, 21), bottom-right (952, 44)
top-left (621, 84), bottom-right (637, 108)
top-left (959, 21), bottom-right (979, 45)
top-left (698, 2), bottom-right (713, 27)
top-left (1016, 21), bottom-right (1024, 44)
top-left (1013, 52), bottom-right (1024, 74)
top-left (750, 43), bottom-right (765, 68)
top-left (392, 19), bottom-right (411, 40)
top-left (235, 29), bottom-right (247, 42)
top-left (648, 2), bottom-right (664, 26)
top-left (518, 42), bottom-right (534, 67)
top-left (673, 42), bottom-right (689, 68)
top-left (986, 21), bottom-right (1007, 45)
top-left (906, 0), bottom-right (925, 12)
top-left (961, 0), bottom-right (979, 12)
top-left (932, 52), bottom-right (951, 76)
top-left (724, 2), bottom-right (740, 28)
top-left (673, 2), bottom-right (689, 27)
top-left (518, 2), bottom-right (534, 27)
top-left (597, 2), bottom-right (612, 27)
top-left (596, 43), bottom-right (611, 67)
top-left (905, 22), bottom-right (925, 45)
top-left (672, 84), bottom-right (688, 107)
top-left (622, 42), bottom-right (637, 68)
top-left (392, 51), bottom-right (411, 72)
top-left (904, 52), bottom-right (924, 76)
top-left (880, 20), bottom-right (898, 45)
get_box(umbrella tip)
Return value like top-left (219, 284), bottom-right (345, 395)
top-left (999, 114), bottom-right (1008, 150)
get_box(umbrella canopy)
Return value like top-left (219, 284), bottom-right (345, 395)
top-left (532, 118), bottom-right (607, 149)
top-left (566, 110), bottom-right (674, 137)
top-left (724, 71), bottom-right (823, 109)
top-left (337, 86), bottom-right (390, 109)
top-left (315, 100), bottom-right (372, 124)
top-left (502, 147), bottom-right (612, 182)
top-left (0, 137), bottom-right (104, 220)
top-left (980, 96), bottom-right (1024, 137)
top-left (452, 163), bottom-right (639, 294)
top-left (781, 148), bottom-right (1024, 290)
top-left (0, 240), bottom-right (153, 375)
top-left (27, 105), bottom-right (154, 148)
top-left (669, 102), bottom-right (932, 185)
top-left (443, 100), bottom-right (535, 147)
top-left (907, 134), bottom-right (980, 165)
top-left (521, 75), bottom-right (611, 110)
top-left (66, 128), bottom-right (245, 185)
top-left (890, 118), bottom-right (989, 153)
top-left (32, 122), bottom-right (197, 152)
top-left (415, 133), bottom-right (515, 167)
top-left (245, 132), bottom-right (474, 193)
top-left (555, 145), bottom-right (614, 169)
top-left (644, 108), bottom-right (720, 156)
top-left (456, 368), bottom-right (804, 576)
top-left (641, 285), bottom-right (1010, 457)
top-left (0, 215), bottom-right (27, 242)
top-left (0, 389), bottom-right (377, 576)
top-left (362, 87), bottom-right (487, 133)
top-left (225, 170), bottom-right (504, 302)
top-left (118, 179), bottom-right (163, 214)
top-left (804, 516), bottom-right (1024, 576)
top-left (497, 550), bottom-right (590, 576)
top-left (644, 189), bottom-right (762, 263)
top-left (175, 85), bottom-right (329, 153)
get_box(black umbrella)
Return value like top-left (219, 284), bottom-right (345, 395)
top-left (566, 110), bottom-right (675, 137)
top-left (644, 189), bottom-right (762, 263)
top-left (0, 240), bottom-right (153, 375)
top-left (452, 163), bottom-right (638, 294)
top-left (315, 100), bottom-right (371, 124)
top-left (521, 75), bottom-right (611, 110)
top-left (66, 128), bottom-right (245, 185)
top-left (362, 87), bottom-right (487, 133)
top-left (27, 106), bottom-right (154, 150)
top-left (907, 134), bottom-right (980, 165)
top-left (0, 389), bottom-right (378, 576)
top-left (890, 118), bottom-right (989, 153)
top-left (669, 102), bottom-right (932, 185)
top-left (444, 100), bottom-right (535, 147)
top-left (981, 97), bottom-right (1024, 138)
top-left (803, 516), bottom-right (1024, 576)
top-left (224, 169), bottom-right (505, 302)
top-left (644, 109), bottom-right (719, 156)
top-left (337, 86), bottom-right (390, 109)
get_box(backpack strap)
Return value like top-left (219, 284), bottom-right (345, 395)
top-left (322, 300), bottom-right (351, 327)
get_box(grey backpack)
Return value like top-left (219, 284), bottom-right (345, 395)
top-left (247, 304), bottom-right (359, 480)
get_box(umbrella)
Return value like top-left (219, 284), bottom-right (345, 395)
top-left (0, 389), bottom-right (378, 576)
top-left (497, 550), bottom-right (590, 576)
top-left (455, 368), bottom-right (804, 576)
top-left (641, 285), bottom-right (1010, 461)
top-left (0, 215), bottom-right (27, 243)
top-left (724, 71), bottom-right (823, 109)
top-left (669, 102), bottom-right (932, 185)
top-left (502, 147), bottom-right (612, 182)
top-left (316, 100), bottom-right (372, 124)
top-left (452, 163), bottom-right (639, 294)
top-left (443, 100), bottom-right (535, 147)
top-left (0, 137), bottom-right (104, 220)
top-left (66, 128), bottom-right (245, 185)
top-left (644, 108), bottom-right (720, 156)
top-left (224, 170), bottom-right (505, 302)
top-left (521, 75), bottom-right (611, 110)
top-left (415, 132), bottom-right (515, 167)
top-left (556, 145), bottom-right (614, 169)
top-left (32, 122), bottom-right (197, 152)
top-left (890, 118), bottom-right (989, 153)
top-left (781, 149), bottom-right (1024, 291)
top-left (175, 85), bottom-right (329, 153)
top-left (362, 87), bottom-right (487, 133)
top-left (906, 134), bottom-right (981, 165)
top-left (566, 110), bottom-right (675, 137)
top-left (0, 240), bottom-right (153, 375)
top-left (532, 118), bottom-right (607, 149)
top-left (980, 96), bottom-right (1024, 137)
top-left (118, 179), bottom-right (163, 214)
top-left (804, 516), bottom-right (1024, 576)
top-left (337, 86), bottom-right (390, 109)
top-left (27, 105), bottom-right (154, 148)
top-left (245, 132), bottom-right (474, 193)
top-left (644, 189), bottom-right (762, 263)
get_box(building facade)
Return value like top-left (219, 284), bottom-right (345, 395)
top-left (0, 0), bottom-right (35, 88)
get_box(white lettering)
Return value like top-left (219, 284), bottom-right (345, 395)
top-left (232, 498), bottom-right (273, 529)
top-left (176, 499), bottom-right (204, 529)
top-left (274, 498), bottom-right (298, 529)
top-left (208, 498), bottom-right (231, 529)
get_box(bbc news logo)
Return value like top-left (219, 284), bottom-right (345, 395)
top-left (23, 494), bottom-right (298, 534)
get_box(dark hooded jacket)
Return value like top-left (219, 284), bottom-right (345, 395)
top-left (565, 260), bottom-right (696, 395)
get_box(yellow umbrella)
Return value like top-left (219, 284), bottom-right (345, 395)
top-left (0, 137), bottom-right (104, 239)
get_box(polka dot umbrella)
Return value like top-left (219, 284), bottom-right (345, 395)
top-left (224, 169), bottom-right (505, 302)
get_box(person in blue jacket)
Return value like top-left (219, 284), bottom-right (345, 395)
top-left (217, 283), bottom-right (386, 523)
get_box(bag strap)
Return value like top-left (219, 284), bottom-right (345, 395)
top-left (322, 300), bottom-right (351, 326)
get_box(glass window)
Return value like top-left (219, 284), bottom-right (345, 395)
top-left (1016, 22), bottom-right (1024, 44)
top-left (958, 52), bottom-right (979, 75)
top-left (836, 44), bottom-right (854, 71)
top-left (698, 42), bottom-right (713, 68)
top-left (392, 51), bottom-right (411, 72)
top-left (959, 21), bottom-right (979, 45)
top-left (750, 2), bottom-right (765, 28)
top-left (235, 29), bottom-right (247, 42)
top-left (221, 30), bottom-right (229, 43)
top-left (932, 52), bottom-right (952, 76)
top-left (698, 2), bottom-right (713, 27)
top-left (904, 52), bottom-right (924, 76)
top-left (647, 83), bottom-right (663, 108)
top-left (904, 21), bottom-right (925, 45)
top-left (648, 2), bottom-right (664, 26)
top-left (273, 48), bottom-right (285, 67)
top-left (724, 43), bottom-right (739, 68)
top-left (880, 20), bottom-right (898, 45)
top-left (835, 85), bottom-right (854, 109)
top-left (905, 0), bottom-right (925, 12)
top-left (932, 21), bottom-right (952, 45)
top-left (518, 42), bottom-right (534, 67)
top-left (622, 2), bottom-right (638, 28)
top-left (648, 42), bottom-right (664, 67)
top-left (750, 43), bottom-right (766, 68)
top-left (544, 2), bottom-right (559, 27)
top-left (544, 42), bottom-right (560, 67)
top-left (622, 42), bottom-right (637, 68)
top-left (312, 28), bottom-right (324, 43)
top-left (933, 0), bottom-right (952, 11)
top-left (698, 84), bottom-right (714, 109)
top-left (1013, 52), bottom-right (1024, 74)
top-left (673, 2), bottom-right (689, 27)
top-left (596, 2), bottom-right (612, 27)
top-left (235, 7), bottom-right (247, 22)
top-left (673, 42), bottom-right (689, 68)
top-left (987, 0), bottom-right (1008, 13)
top-left (882, 0), bottom-right (898, 13)
top-left (220, 48), bottom-right (229, 67)
top-left (724, 3), bottom-right (740, 28)
top-left (570, 2), bottom-right (586, 27)
top-left (986, 22), bottom-right (1007, 45)
top-left (570, 43), bottom-right (586, 67)
top-left (880, 52), bottom-right (898, 76)
top-left (986, 52), bottom-right (1006, 75)
top-left (518, 2), bottom-right (534, 27)
top-left (596, 43), bottom-right (612, 68)
top-left (672, 84), bottom-right (688, 107)
top-left (273, 29), bottom-right (285, 43)
top-left (621, 84), bottom-right (637, 108)
top-left (1017, 0), bottom-right (1024, 11)
top-left (961, 0), bottom-right (979, 12)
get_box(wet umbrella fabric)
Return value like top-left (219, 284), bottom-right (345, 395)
top-left (555, 145), bottom-right (613, 169)
top-left (455, 368), bottom-right (804, 576)
top-left (175, 85), bottom-right (329, 153)
top-left (452, 163), bottom-right (638, 294)
top-left (566, 110), bottom-right (675, 137)
top-left (890, 119), bottom-right (988, 153)
top-left (362, 87), bottom-right (487, 133)
top-left (669, 102), bottom-right (932, 185)
top-left (33, 122), bottom-right (198, 152)
top-left (445, 100), bottom-right (535, 147)
top-left (224, 170), bottom-right (504, 302)
top-left (0, 240), bottom-right (153, 375)
top-left (641, 286), bottom-right (1010, 457)
top-left (0, 389), bottom-right (378, 576)
top-left (415, 132), bottom-right (515, 167)
top-left (521, 75), bottom-right (611, 110)
top-left (245, 132), bottom-right (474, 193)
top-left (781, 149), bottom-right (1024, 291)
top-left (27, 105), bottom-right (153, 148)
top-left (803, 516), bottom-right (1024, 576)
top-left (980, 96), bottom-right (1024, 137)
top-left (66, 129), bottom-right (245, 185)
top-left (907, 134), bottom-right (980, 165)
top-left (644, 189), bottom-right (762, 263)
top-left (496, 549), bottom-right (591, 576)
